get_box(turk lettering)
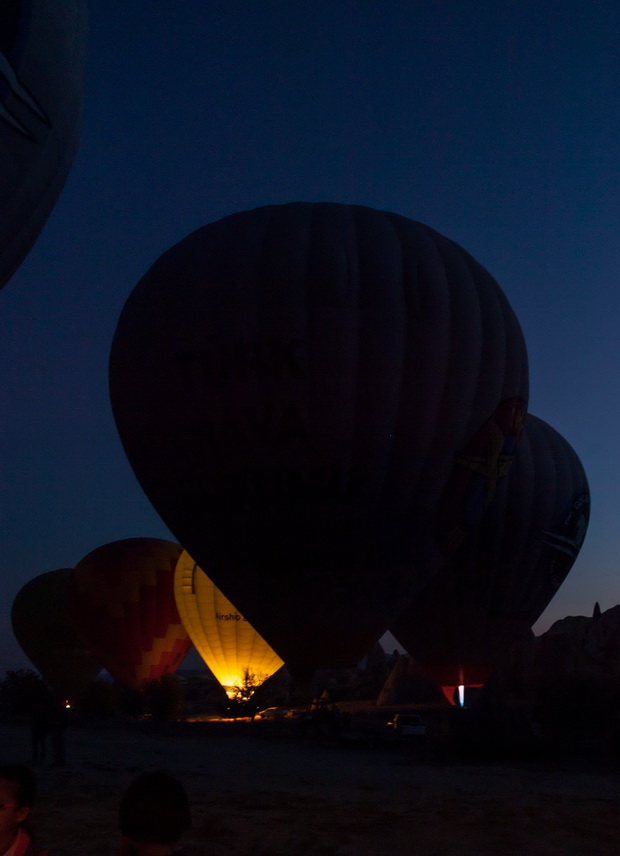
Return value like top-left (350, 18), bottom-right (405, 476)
top-left (200, 462), bottom-right (363, 502)
top-left (193, 401), bottom-right (307, 450)
top-left (179, 338), bottom-right (306, 385)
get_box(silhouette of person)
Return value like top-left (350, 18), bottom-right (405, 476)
top-left (29, 700), bottom-right (49, 766)
top-left (48, 698), bottom-right (67, 767)
top-left (117, 771), bottom-right (191, 856)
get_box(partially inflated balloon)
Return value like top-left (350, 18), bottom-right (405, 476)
top-left (67, 538), bottom-right (191, 691)
top-left (174, 551), bottom-right (284, 696)
top-left (0, 0), bottom-right (86, 289)
top-left (11, 568), bottom-right (101, 700)
top-left (392, 414), bottom-right (590, 702)
top-left (110, 203), bottom-right (528, 676)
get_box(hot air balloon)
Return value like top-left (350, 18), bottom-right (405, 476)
top-left (109, 203), bottom-right (528, 677)
top-left (66, 538), bottom-right (192, 692)
top-left (0, 0), bottom-right (86, 289)
top-left (11, 568), bottom-right (102, 701)
top-left (174, 551), bottom-right (284, 698)
top-left (391, 414), bottom-right (590, 704)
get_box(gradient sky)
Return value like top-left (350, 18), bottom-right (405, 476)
top-left (1, 0), bottom-right (619, 674)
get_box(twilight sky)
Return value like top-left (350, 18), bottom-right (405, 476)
top-left (1, 0), bottom-right (619, 674)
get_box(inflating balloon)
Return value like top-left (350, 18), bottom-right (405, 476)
top-left (174, 551), bottom-right (284, 697)
top-left (0, 0), bottom-right (86, 289)
top-left (11, 568), bottom-right (102, 701)
top-left (392, 414), bottom-right (590, 703)
top-left (67, 538), bottom-right (191, 691)
top-left (109, 203), bottom-right (528, 676)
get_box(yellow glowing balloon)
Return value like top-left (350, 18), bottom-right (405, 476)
top-left (174, 551), bottom-right (284, 696)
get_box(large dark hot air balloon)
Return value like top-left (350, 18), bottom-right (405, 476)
top-left (391, 414), bottom-right (590, 703)
top-left (11, 568), bottom-right (101, 701)
top-left (0, 0), bottom-right (86, 289)
top-left (66, 538), bottom-right (192, 692)
top-left (109, 203), bottom-right (528, 677)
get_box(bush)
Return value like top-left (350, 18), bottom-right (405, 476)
top-left (77, 679), bottom-right (120, 719)
top-left (0, 669), bottom-right (50, 717)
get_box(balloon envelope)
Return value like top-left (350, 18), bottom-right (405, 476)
top-left (0, 0), bottom-right (86, 289)
top-left (67, 538), bottom-right (192, 692)
top-left (391, 414), bottom-right (590, 700)
top-left (109, 203), bottom-right (528, 676)
top-left (11, 568), bottom-right (102, 700)
top-left (174, 551), bottom-right (284, 697)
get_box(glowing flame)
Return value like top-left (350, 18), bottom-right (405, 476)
top-left (458, 685), bottom-right (465, 707)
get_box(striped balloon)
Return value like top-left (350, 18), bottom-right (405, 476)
top-left (67, 538), bottom-right (192, 691)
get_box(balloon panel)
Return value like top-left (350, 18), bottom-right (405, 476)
top-left (174, 551), bottom-right (284, 693)
top-left (67, 538), bottom-right (192, 691)
top-left (110, 203), bottom-right (529, 675)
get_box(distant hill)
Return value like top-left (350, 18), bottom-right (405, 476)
top-left (534, 603), bottom-right (620, 679)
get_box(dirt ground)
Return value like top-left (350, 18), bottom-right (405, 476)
top-left (3, 718), bottom-right (620, 855)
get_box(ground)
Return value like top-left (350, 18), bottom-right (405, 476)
top-left (3, 718), bottom-right (620, 855)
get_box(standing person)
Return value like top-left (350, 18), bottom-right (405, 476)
top-left (0, 765), bottom-right (49, 856)
top-left (117, 771), bottom-right (191, 856)
top-left (29, 685), bottom-right (55, 767)
top-left (29, 701), bottom-right (49, 766)
top-left (47, 699), bottom-right (66, 768)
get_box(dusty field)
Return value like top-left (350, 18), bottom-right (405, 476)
top-left (3, 719), bottom-right (620, 855)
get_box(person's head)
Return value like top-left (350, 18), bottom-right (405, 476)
top-left (118, 771), bottom-right (190, 854)
top-left (0, 765), bottom-right (37, 850)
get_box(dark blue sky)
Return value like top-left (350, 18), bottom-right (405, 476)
top-left (1, 0), bottom-right (619, 673)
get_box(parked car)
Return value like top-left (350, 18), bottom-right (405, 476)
top-left (385, 713), bottom-right (427, 737)
top-left (254, 706), bottom-right (290, 720)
